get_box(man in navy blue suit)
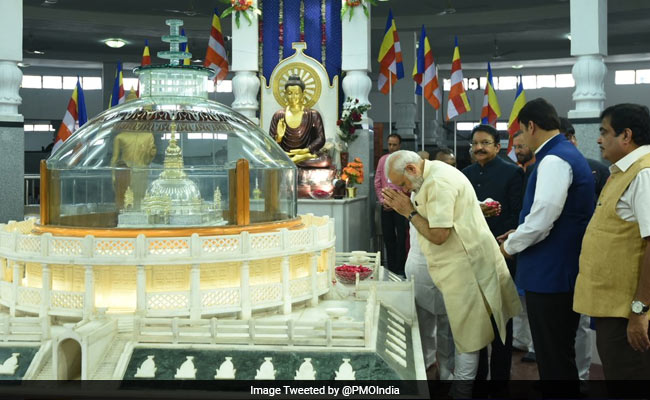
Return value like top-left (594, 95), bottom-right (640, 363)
top-left (498, 98), bottom-right (595, 382)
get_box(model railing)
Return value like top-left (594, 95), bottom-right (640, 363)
top-left (0, 216), bottom-right (336, 319)
top-left (0, 215), bottom-right (335, 264)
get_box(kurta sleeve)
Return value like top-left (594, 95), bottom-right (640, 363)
top-left (425, 183), bottom-right (456, 228)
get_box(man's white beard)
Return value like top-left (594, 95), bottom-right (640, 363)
top-left (406, 173), bottom-right (424, 193)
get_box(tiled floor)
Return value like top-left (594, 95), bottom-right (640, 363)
top-left (510, 348), bottom-right (604, 380)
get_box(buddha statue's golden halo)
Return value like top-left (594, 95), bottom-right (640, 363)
top-left (272, 63), bottom-right (322, 109)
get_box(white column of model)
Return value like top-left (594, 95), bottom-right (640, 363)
top-left (230, 0), bottom-right (260, 123)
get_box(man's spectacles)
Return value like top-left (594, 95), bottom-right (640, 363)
top-left (513, 144), bottom-right (528, 150)
top-left (470, 141), bottom-right (496, 147)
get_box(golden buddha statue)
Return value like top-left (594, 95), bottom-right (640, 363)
top-left (269, 75), bottom-right (328, 167)
top-left (110, 129), bottom-right (157, 210)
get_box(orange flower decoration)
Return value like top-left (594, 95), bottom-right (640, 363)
top-left (341, 157), bottom-right (364, 187)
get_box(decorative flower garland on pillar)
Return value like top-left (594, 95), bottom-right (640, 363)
top-left (221, 0), bottom-right (262, 28)
top-left (341, 0), bottom-right (377, 21)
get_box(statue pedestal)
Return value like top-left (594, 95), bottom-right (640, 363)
top-left (298, 196), bottom-right (369, 252)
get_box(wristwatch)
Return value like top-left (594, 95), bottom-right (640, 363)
top-left (408, 210), bottom-right (418, 222)
top-left (631, 300), bottom-right (649, 315)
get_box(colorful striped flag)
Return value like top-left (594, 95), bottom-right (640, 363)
top-left (137, 40), bottom-right (151, 97)
top-left (480, 62), bottom-right (501, 125)
top-left (52, 78), bottom-right (87, 154)
top-left (204, 9), bottom-right (229, 82)
top-left (446, 37), bottom-right (471, 120)
top-left (109, 61), bottom-right (125, 108)
top-left (412, 25), bottom-right (441, 110)
top-left (507, 78), bottom-right (527, 160)
top-left (141, 40), bottom-right (151, 66)
top-left (377, 9), bottom-right (404, 95)
top-left (180, 28), bottom-right (191, 66)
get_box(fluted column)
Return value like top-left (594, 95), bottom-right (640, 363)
top-left (569, 0), bottom-right (607, 161)
top-left (230, 0), bottom-right (260, 123)
top-left (569, 0), bottom-right (607, 119)
top-left (0, 0), bottom-right (24, 223)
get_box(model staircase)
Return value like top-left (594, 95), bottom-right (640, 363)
top-left (91, 335), bottom-right (130, 379)
top-left (34, 356), bottom-right (54, 380)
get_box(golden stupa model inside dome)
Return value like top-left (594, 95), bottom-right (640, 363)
top-left (117, 122), bottom-right (224, 227)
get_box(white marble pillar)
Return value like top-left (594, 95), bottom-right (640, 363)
top-left (40, 264), bottom-right (51, 318)
top-left (10, 262), bottom-right (20, 316)
top-left (0, 0), bottom-right (24, 223)
top-left (569, 0), bottom-right (607, 161)
top-left (341, 1), bottom-right (372, 111)
top-left (310, 252), bottom-right (319, 307)
top-left (189, 263), bottom-right (201, 319)
top-left (230, 0), bottom-right (260, 123)
top-left (136, 265), bottom-right (146, 314)
top-left (394, 102), bottom-right (417, 150)
top-left (240, 261), bottom-right (251, 319)
top-left (281, 256), bottom-right (291, 315)
top-left (569, 0), bottom-right (607, 119)
top-left (83, 265), bottom-right (95, 319)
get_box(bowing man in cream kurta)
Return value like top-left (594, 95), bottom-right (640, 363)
top-left (383, 155), bottom-right (521, 354)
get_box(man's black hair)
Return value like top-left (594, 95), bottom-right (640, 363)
top-left (388, 133), bottom-right (402, 143)
top-left (559, 117), bottom-right (575, 135)
top-left (470, 124), bottom-right (499, 144)
top-left (517, 98), bottom-right (561, 131)
top-left (600, 103), bottom-right (650, 146)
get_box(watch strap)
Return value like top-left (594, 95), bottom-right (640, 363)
top-left (408, 211), bottom-right (418, 222)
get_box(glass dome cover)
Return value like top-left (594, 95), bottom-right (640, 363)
top-left (43, 19), bottom-right (296, 230)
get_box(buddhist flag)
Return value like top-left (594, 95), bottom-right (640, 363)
top-left (446, 37), bottom-right (471, 120)
top-left (141, 40), bottom-right (151, 66)
top-left (180, 28), bottom-right (191, 66)
top-left (52, 78), bottom-right (87, 154)
top-left (137, 40), bottom-right (151, 97)
top-left (480, 62), bottom-right (501, 125)
top-left (377, 9), bottom-right (404, 95)
top-left (204, 8), bottom-right (229, 82)
top-left (507, 78), bottom-right (527, 160)
top-left (412, 25), bottom-right (441, 110)
top-left (109, 61), bottom-right (125, 108)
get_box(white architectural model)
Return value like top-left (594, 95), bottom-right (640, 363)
top-left (214, 357), bottom-right (235, 380)
top-left (174, 356), bottom-right (197, 380)
top-left (294, 358), bottom-right (316, 380)
top-left (134, 355), bottom-right (156, 378)
top-left (255, 357), bottom-right (276, 380)
top-left (0, 353), bottom-right (19, 375)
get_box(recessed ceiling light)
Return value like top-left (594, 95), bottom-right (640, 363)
top-left (103, 38), bottom-right (127, 48)
top-left (192, 59), bottom-right (203, 63)
top-left (512, 64), bottom-right (524, 69)
top-left (565, 33), bottom-right (572, 41)
top-left (17, 62), bottom-right (30, 68)
top-left (25, 49), bottom-right (45, 55)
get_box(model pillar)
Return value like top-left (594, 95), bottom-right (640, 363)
top-left (10, 262), bottom-right (21, 316)
top-left (189, 263), bottom-right (201, 319)
top-left (230, 0), bottom-right (260, 123)
top-left (281, 256), bottom-right (291, 315)
top-left (136, 265), bottom-right (146, 314)
top-left (83, 265), bottom-right (95, 319)
top-left (40, 263), bottom-right (51, 318)
top-left (240, 261), bottom-right (251, 319)
top-left (310, 251), bottom-right (320, 307)
top-left (0, 0), bottom-right (24, 223)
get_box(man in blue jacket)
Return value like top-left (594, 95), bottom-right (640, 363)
top-left (498, 98), bottom-right (594, 381)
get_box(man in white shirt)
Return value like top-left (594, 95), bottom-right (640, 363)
top-left (574, 103), bottom-right (650, 380)
top-left (498, 98), bottom-right (595, 383)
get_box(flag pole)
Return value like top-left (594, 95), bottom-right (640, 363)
top-left (421, 97), bottom-right (425, 151)
top-left (389, 71), bottom-right (393, 135)
top-left (453, 120), bottom-right (457, 160)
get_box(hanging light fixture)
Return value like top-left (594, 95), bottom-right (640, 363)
top-left (103, 38), bottom-right (127, 48)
